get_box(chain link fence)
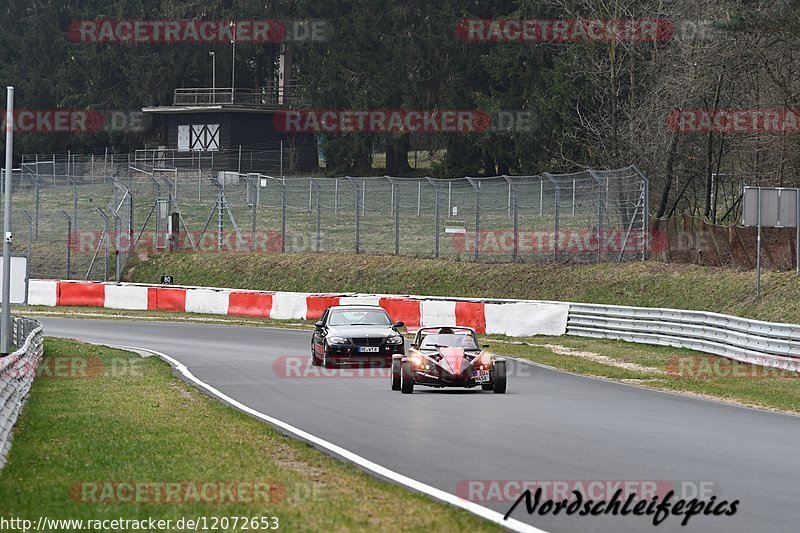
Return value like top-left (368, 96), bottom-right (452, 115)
top-left (5, 151), bottom-right (649, 280)
top-left (0, 317), bottom-right (44, 470)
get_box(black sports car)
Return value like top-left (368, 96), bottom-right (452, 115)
top-left (312, 305), bottom-right (406, 368)
top-left (390, 326), bottom-right (506, 394)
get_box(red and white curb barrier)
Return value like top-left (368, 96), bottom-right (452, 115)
top-left (28, 280), bottom-right (569, 337)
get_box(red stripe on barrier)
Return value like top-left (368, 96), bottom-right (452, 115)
top-left (57, 281), bottom-right (105, 307)
top-left (379, 298), bottom-right (421, 328)
top-left (305, 296), bottom-right (340, 320)
top-left (147, 287), bottom-right (187, 312)
top-left (228, 292), bottom-right (273, 318)
top-left (455, 301), bottom-right (486, 334)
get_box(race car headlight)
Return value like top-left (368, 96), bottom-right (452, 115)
top-left (479, 351), bottom-right (493, 366)
top-left (327, 336), bottom-right (348, 345)
top-left (408, 353), bottom-right (424, 367)
top-left (386, 335), bottom-right (404, 345)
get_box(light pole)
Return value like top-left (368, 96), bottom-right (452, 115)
top-left (1, 86), bottom-right (14, 356)
top-left (209, 51), bottom-right (216, 100)
top-left (230, 21), bottom-right (236, 103)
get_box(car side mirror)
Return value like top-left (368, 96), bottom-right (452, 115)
top-left (394, 321), bottom-right (405, 328)
top-left (315, 321), bottom-right (324, 329)
top-left (482, 343), bottom-right (490, 348)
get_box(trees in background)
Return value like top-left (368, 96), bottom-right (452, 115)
top-left (1, 0), bottom-right (799, 219)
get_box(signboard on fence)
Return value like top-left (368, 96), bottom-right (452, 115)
top-left (742, 187), bottom-right (799, 228)
top-left (0, 255), bottom-right (29, 305)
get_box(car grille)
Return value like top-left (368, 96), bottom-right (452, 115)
top-left (350, 337), bottom-right (386, 346)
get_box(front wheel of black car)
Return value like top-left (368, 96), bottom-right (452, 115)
top-left (322, 345), bottom-right (337, 369)
top-left (400, 361), bottom-right (414, 394)
top-left (493, 361), bottom-right (507, 394)
top-left (391, 360), bottom-right (401, 391)
top-left (311, 344), bottom-right (322, 366)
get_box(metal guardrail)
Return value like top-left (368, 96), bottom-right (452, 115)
top-left (0, 317), bottom-right (44, 469)
top-left (568, 303), bottom-right (800, 370)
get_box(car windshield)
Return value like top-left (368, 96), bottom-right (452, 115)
top-left (419, 334), bottom-right (479, 350)
top-left (328, 309), bottom-right (391, 326)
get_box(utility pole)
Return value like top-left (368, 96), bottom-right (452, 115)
top-left (1, 87), bottom-right (14, 356)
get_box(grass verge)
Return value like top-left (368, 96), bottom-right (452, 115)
top-left (0, 338), bottom-right (499, 532)
top-left (492, 335), bottom-right (800, 414)
top-left (125, 252), bottom-right (800, 324)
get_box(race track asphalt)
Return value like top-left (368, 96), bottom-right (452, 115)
top-left (40, 317), bottom-right (800, 533)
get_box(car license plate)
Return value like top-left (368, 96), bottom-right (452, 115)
top-left (359, 346), bottom-right (380, 353)
top-left (473, 370), bottom-right (491, 383)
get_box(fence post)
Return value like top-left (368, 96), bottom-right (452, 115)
top-left (129, 191), bottom-right (134, 257)
top-left (73, 185), bottom-right (78, 235)
top-left (315, 185), bottom-right (321, 252)
top-left (95, 208), bottom-right (110, 280)
top-left (20, 208), bottom-right (32, 264)
top-left (434, 185), bottom-right (440, 258)
top-left (466, 178), bottom-right (481, 262)
top-left (113, 213), bottom-right (121, 282)
top-left (34, 183), bottom-right (39, 239)
top-left (355, 181), bottom-right (360, 253)
top-left (251, 178), bottom-right (257, 252)
top-left (60, 210), bottom-right (71, 279)
top-left (361, 180), bottom-right (366, 216)
top-left (281, 181), bottom-right (287, 253)
top-left (539, 180), bottom-right (543, 217)
top-left (572, 178), bottom-right (576, 217)
top-left (394, 183), bottom-right (400, 255)
top-left (513, 188), bottom-right (519, 260)
top-left (345, 177), bottom-right (360, 253)
top-left (554, 185), bottom-right (560, 261)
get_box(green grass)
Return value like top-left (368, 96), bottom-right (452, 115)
top-left (126, 252), bottom-right (800, 323)
top-left (490, 335), bottom-right (800, 413)
top-left (0, 338), bottom-right (499, 532)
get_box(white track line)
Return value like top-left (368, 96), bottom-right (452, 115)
top-left (112, 344), bottom-right (547, 533)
